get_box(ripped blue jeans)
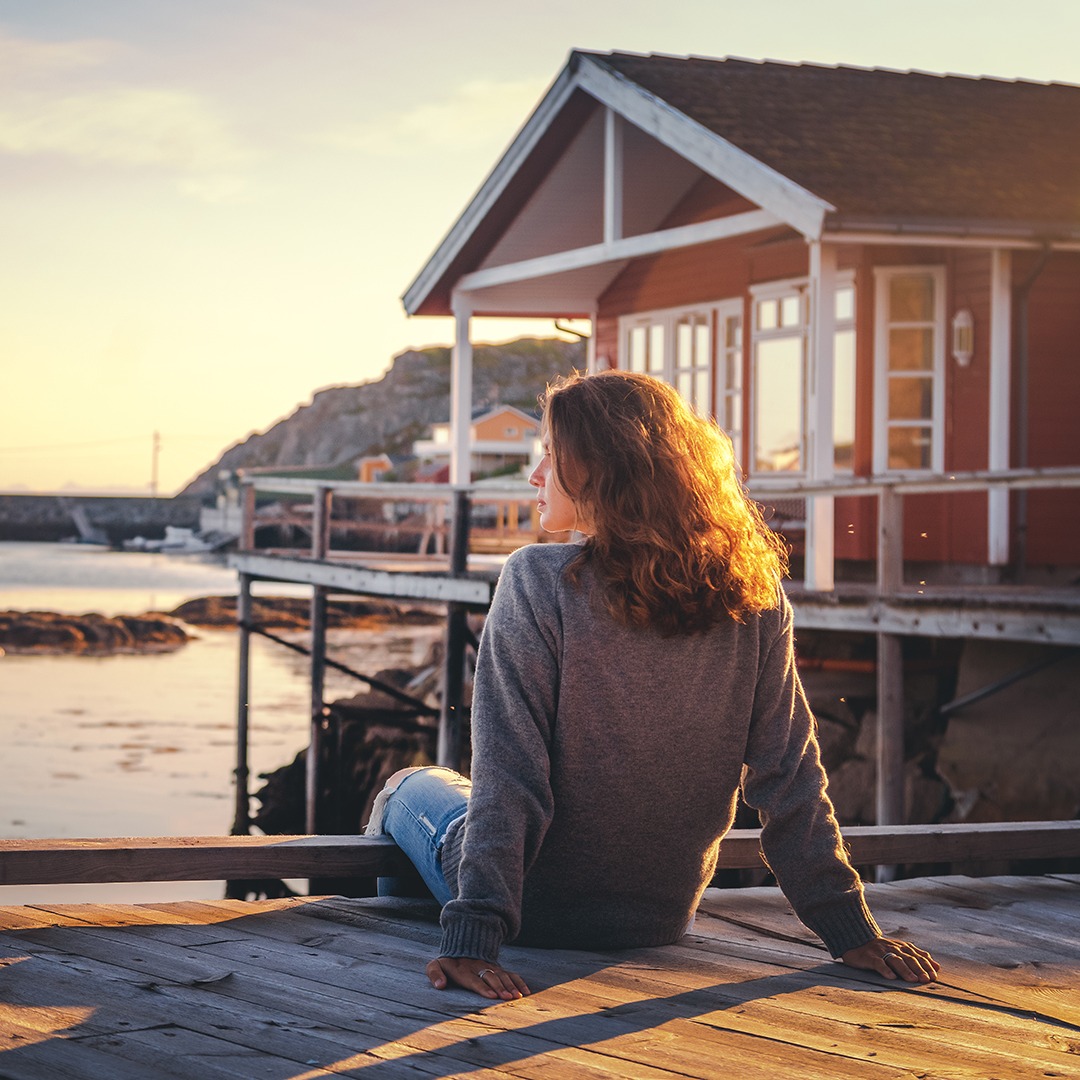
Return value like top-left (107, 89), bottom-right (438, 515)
top-left (378, 766), bottom-right (470, 905)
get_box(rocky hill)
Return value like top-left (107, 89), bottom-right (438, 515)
top-left (179, 337), bottom-right (585, 497)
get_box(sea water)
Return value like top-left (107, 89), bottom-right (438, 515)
top-left (0, 542), bottom-right (442, 903)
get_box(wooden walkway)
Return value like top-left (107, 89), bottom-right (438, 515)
top-left (2, 874), bottom-right (1077, 1079)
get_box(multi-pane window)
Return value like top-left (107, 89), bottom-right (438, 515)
top-left (750, 278), bottom-right (857, 475)
top-left (873, 267), bottom-right (945, 472)
top-left (674, 313), bottom-right (711, 413)
top-left (752, 285), bottom-right (806, 473)
top-left (620, 303), bottom-right (744, 463)
top-left (833, 284), bottom-right (856, 473)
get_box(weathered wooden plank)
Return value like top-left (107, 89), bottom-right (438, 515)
top-left (0, 834), bottom-right (410, 886)
top-left (63, 903), bottom-right (903, 1080)
top-left (163, 902), bottom-right (1050, 1080)
top-left (2, 918), bottom-right (787, 1080)
top-left (2, 821), bottom-right (1077, 886)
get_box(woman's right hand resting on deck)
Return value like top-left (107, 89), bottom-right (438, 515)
top-left (426, 956), bottom-right (531, 1000)
top-left (842, 937), bottom-right (941, 983)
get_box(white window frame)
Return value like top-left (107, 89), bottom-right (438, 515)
top-left (748, 273), bottom-right (856, 479)
top-left (713, 298), bottom-right (744, 467)
top-left (618, 301), bottom-right (745, 463)
top-left (872, 266), bottom-right (946, 475)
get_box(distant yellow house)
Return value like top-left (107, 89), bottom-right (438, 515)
top-left (356, 453), bottom-right (393, 484)
top-left (412, 405), bottom-right (539, 477)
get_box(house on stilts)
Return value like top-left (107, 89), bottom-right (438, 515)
top-left (400, 50), bottom-right (1080, 829)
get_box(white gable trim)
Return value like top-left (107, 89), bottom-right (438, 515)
top-left (575, 54), bottom-right (832, 240)
top-left (402, 65), bottom-right (580, 315)
top-left (403, 52), bottom-right (831, 315)
top-left (457, 208), bottom-right (779, 292)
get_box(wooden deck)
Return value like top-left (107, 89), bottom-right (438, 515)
top-left (2, 874), bottom-right (1078, 1079)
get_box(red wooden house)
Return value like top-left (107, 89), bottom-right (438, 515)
top-left (403, 51), bottom-right (1080, 593)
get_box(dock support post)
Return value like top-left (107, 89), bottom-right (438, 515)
top-left (438, 489), bottom-right (471, 770)
top-left (232, 573), bottom-right (253, 835)
top-left (875, 485), bottom-right (905, 880)
top-left (875, 631), bottom-right (904, 882)
top-left (306, 487), bottom-right (332, 835)
top-left (306, 587), bottom-right (328, 834)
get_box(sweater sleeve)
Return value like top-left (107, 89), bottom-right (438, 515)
top-left (740, 596), bottom-right (881, 957)
top-left (438, 549), bottom-right (561, 962)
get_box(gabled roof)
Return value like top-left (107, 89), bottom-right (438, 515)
top-left (404, 50), bottom-right (1080, 317)
top-left (596, 52), bottom-right (1080, 234)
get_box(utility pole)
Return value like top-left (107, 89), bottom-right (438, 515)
top-left (151, 430), bottom-right (161, 499)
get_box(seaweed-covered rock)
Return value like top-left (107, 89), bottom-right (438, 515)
top-left (170, 594), bottom-right (441, 630)
top-left (0, 610), bottom-right (190, 655)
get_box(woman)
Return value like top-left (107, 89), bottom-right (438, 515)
top-left (368, 370), bottom-right (939, 1000)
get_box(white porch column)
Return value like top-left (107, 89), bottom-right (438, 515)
top-left (603, 108), bottom-right (623, 245)
top-left (805, 240), bottom-right (837, 591)
top-left (587, 312), bottom-right (599, 372)
top-left (988, 249), bottom-right (1012, 565)
top-left (450, 294), bottom-right (473, 486)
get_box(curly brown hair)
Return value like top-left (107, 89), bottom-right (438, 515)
top-left (542, 370), bottom-right (787, 633)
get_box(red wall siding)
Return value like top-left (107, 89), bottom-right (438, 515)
top-left (595, 208), bottom-right (1080, 573)
top-left (1023, 251), bottom-right (1080, 566)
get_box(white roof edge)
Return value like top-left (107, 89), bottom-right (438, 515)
top-left (574, 54), bottom-right (833, 238)
top-left (402, 50), bottom-right (833, 315)
top-left (402, 58), bottom-right (581, 315)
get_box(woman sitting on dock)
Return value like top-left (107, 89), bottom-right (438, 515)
top-left (367, 369), bottom-right (940, 999)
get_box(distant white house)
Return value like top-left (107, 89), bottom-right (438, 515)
top-left (413, 404), bottom-right (540, 477)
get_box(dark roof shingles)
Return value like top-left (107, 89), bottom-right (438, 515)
top-left (592, 53), bottom-right (1080, 231)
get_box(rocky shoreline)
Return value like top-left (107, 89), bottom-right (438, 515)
top-left (0, 609), bottom-right (191, 655)
top-left (0, 595), bottom-right (443, 655)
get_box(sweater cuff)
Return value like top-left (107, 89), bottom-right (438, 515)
top-left (799, 892), bottom-right (882, 958)
top-left (439, 911), bottom-right (505, 963)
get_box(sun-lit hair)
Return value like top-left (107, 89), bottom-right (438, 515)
top-left (541, 370), bottom-right (788, 634)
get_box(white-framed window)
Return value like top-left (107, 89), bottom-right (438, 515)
top-left (749, 275), bottom-right (856, 475)
top-left (873, 266), bottom-right (946, 473)
top-left (620, 301), bottom-right (745, 464)
top-left (714, 300), bottom-right (744, 465)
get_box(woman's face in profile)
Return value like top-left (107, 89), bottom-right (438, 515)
top-left (529, 434), bottom-right (583, 534)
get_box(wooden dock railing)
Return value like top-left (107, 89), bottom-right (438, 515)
top-left (2, 821), bottom-right (1077, 887)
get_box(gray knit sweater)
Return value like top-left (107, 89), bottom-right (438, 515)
top-left (438, 542), bottom-right (880, 963)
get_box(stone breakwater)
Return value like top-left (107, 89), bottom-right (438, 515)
top-left (0, 494), bottom-right (202, 543)
top-left (0, 595), bottom-right (444, 655)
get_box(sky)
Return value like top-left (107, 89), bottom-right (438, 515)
top-left (2, 0), bottom-right (1078, 495)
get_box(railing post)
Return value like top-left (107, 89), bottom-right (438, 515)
top-left (312, 485), bottom-right (332, 560)
top-left (306, 486), bottom-right (332, 834)
top-left (438, 489), bottom-right (471, 769)
top-left (241, 482), bottom-right (257, 552)
top-left (232, 573), bottom-right (253, 835)
top-left (877, 485), bottom-right (903, 594)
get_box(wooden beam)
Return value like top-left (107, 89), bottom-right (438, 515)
top-left (0, 836), bottom-right (412, 886)
top-left (457, 209), bottom-right (779, 293)
top-left (1, 822), bottom-right (1077, 886)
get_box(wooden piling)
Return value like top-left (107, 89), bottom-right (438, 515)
top-left (231, 573), bottom-right (253, 835)
top-left (438, 489), bottom-right (471, 770)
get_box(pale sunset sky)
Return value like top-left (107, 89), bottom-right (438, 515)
top-left (2, 0), bottom-right (1077, 495)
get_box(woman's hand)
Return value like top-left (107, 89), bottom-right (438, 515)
top-left (841, 937), bottom-right (941, 983)
top-left (426, 956), bottom-right (531, 1000)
